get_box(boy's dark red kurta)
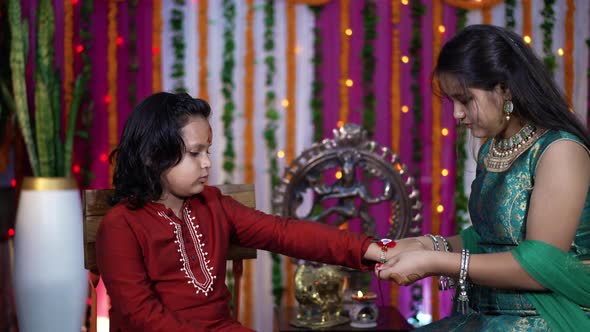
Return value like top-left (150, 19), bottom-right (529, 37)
top-left (97, 185), bottom-right (373, 332)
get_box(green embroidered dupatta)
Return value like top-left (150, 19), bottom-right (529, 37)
top-left (461, 227), bottom-right (590, 332)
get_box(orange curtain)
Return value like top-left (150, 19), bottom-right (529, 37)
top-left (444, 0), bottom-right (503, 10)
top-left (522, 0), bottom-right (532, 41)
top-left (107, 0), bottom-right (118, 182)
top-left (284, 0), bottom-right (297, 308)
top-left (152, 0), bottom-right (163, 93)
top-left (242, 0), bottom-right (255, 326)
top-left (390, 0), bottom-right (401, 309)
top-left (482, 6), bottom-right (492, 24)
top-left (198, 0), bottom-right (209, 101)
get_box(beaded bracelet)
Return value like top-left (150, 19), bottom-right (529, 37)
top-left (457, 249), bottom-right (471, 314)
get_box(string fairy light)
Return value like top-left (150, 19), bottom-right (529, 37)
top-left (523, 35), bottom-right (532, 44)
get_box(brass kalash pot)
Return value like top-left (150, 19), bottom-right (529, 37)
top-left (290, 261), bottom-right (350, 329)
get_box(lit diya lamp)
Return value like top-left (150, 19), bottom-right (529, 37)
top-left (349, 290), bottom-right (378, 328)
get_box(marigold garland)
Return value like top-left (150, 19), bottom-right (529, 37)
top-left (263, 2), bottom-right (280, 190)
top-left (505, 0), bottom-right (516, 31)
top-left (198, 0), bottom-right (209, 101)
top-left (108, 0), bottom-right (118, 182)
top-left (170, 0), bottom-right (186, 93)
top-left (221, 0), bottom-right (236, 181)
top-left (481, 6), bottom-right (491, 24)
top-left (286, 1), bottom-right (296, 166)
top-left (310, 5), bottom-right (324, 142)
top-left (284, 0), bottom-right (297, 308)
top-left (564, 0), bottom-right (575, 106)
top-left (541, 0), bottom-right (556, 75)
top-left (64, 0), bottom-right (74, 126)
top-left (339, 0), bottom-right (350, 124)
top-left (263, 0), bottom-right (284, 308)
top-left (152, 0), bottom-right (162, 92)
top-left (242, 1), bottom-right (255, 325)
top-left (522, 0), bottom-right (532, 42)
top-left (454, 8), bottom-right (469, 233)
top-left (430, 0), bottom-right (443, 321)
top-left (361, 0), bottom-right (377, 138)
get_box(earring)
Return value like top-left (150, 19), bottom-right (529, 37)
top-left (503, 100), bottom-right (514, 121)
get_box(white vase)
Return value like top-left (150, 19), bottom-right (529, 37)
top-left (14, 177), bottom-right (87, 332)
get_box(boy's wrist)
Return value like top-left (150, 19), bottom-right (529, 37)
top-left (376, 238), bottom-right (396, 263)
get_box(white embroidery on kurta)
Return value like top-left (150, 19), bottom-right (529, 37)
top-left (158, 208), bottom-right (216, 296)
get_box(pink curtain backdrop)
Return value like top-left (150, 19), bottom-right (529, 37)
top-left (316, 1), bottom-right (458, 319)
top-left (22, 0), bottom-right (461, 322)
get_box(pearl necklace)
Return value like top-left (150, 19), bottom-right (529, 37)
top-left (484, 124), bottom-right (547, 172)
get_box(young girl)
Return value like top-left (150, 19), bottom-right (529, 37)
top-left (96, 92), bottom-right (391, 332)
top-left (378, 24), bottom-right (590, 331)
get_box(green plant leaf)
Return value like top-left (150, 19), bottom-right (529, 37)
top-left (9, 0), bottom-right (40, 176)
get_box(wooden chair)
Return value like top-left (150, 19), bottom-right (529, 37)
top-left (82, 184), bottom-right (257, 332)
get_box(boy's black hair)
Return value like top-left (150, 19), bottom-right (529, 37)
top-left (434, 24), bottom-right (590, 149)
top-left (109, 92), bottom-right (211, 208)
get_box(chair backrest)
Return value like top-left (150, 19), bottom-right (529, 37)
top-left (82, 184), bottom-right (257, 274)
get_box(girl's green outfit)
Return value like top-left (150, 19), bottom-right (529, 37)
top-left (418, 130), bottom-right (590, 332)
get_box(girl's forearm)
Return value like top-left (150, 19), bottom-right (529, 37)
top-left (433, 251), bottom-right (544, 290)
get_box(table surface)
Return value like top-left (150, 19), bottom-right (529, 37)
top-left (277, 306), bottom-right (414, 331)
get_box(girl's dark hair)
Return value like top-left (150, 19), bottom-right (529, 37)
top-left (434, 24), bottom-right (590, 149)
top-left (109, 92), bottom-right (211, 208)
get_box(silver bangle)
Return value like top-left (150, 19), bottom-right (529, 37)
top-left (436, 235), bottom-right (451, 252)
top-left (426, 234), bottom-right (455, 290)
top-left (457, 249), bottom-right (471, 314)
top-left (436, 236), bottom-right (454, 289)
top-left (425, 234), bottom-right (440, 251)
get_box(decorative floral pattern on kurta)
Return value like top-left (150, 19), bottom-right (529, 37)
top-left (159, 208), bottom-right (216, 297)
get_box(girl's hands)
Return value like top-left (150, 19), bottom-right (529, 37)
top-left (383, 236), bottom-right (433, 261)
top-left (376, 250), bottom-right (437, 286)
